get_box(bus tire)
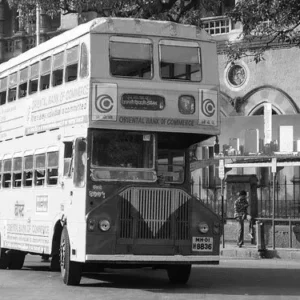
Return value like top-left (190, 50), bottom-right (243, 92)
top-left (60, 227), bottom-right (82, 286)
top-left (166, 264), bottom-right (191, 284)
top-left (8, 250), bottom-right (26, 270)
top-left (50, 254), bottom-right (60, 272)
top-left (0, 249), bottom-right (9, 269)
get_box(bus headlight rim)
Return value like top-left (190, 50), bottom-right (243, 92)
top-left (198, 222), bottom-right (209, 234)
top-left (99, 219), bottom-right (111, 232)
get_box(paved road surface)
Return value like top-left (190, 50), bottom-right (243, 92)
top-left (1, 255), bottom-right (300, 300)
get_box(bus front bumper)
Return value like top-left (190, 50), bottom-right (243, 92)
top-left (85, 254), bottom-right (220, 264)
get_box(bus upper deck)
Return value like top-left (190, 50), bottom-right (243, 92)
top-left (0, 17), bottom-right (219, 141)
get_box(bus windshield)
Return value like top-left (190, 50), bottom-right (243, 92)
top-left (90, 130), bottom-right (156, 182)
top-left (109, 37), bottom-right (152, 79)
top-left (160, 41), bottom-right (201, 81)
top-left (157, 150), bottom-right (185, 184)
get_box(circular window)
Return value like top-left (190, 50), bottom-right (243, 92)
top-left (227, 64), bottom-right (246, 87)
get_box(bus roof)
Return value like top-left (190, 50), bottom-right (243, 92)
top-left (0, 17), bottom-right (213, 74)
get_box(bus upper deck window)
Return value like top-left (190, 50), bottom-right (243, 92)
top-left (109, 38), bottom-right (152, 79)
top-left (0, 77), bottom-right (7, 105)
top-left (19, 67), bottom-right (28, 98)
top-left (159, 41), bottom-right (201, 82)
top-left (29, 62), bottom-right (39, 94)
top-left (80, 43), bottom-right (89, 78)
top-left (8, 72), bottom-right (17, 102)
top-left (52, 51), bottom-right (64, 87)
top-left (40, 57), bottom-right (51, 90)
top-left (66, 46), bottom-right (78, 82)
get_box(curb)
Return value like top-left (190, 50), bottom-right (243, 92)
top-left (220, 247), bottom-right (300, 260)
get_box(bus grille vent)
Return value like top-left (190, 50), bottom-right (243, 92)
top-left (118, 187), bottom-right (190, 240)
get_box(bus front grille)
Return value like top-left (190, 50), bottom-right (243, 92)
top-left (118, 187), bottom-right (190, 240)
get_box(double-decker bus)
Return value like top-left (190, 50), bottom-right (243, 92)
top-left (0, 17), bottom-right (221, 285)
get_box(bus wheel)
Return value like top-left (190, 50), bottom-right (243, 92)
top-left (167, 264), bottom-right (191, 284)
top-left (60, 227), bottom-right (82, 286)
top-left (0, 249), bottom-right (9, 269)
top-left (50, 254), bottom-right (60, 272)
top-left (8, 250), bottom-right (26, 270)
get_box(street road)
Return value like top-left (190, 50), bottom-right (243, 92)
top-left (1, 255), bottom-right (300, 300)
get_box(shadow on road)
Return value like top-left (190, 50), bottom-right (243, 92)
top-left (20, 260), bottom-right (300, 297)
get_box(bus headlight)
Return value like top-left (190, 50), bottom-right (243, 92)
top-left (178, 95), bottom-right (195, 114)
top-left (87, 219), bottom-right (96, 231)
top-left (213, 222), bottom-right (221, 234)
top-left (99, 219), bottom-right (111, 232)
top-left (198, 222), bottom-right (209, 234)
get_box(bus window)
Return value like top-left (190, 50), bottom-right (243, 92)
top-left (0, 77), bottom-right (7, 105)
top-left (13, 157), bottom-right (22, 188)
top-left (157, 150), bottom-right (185, 184)
top-left (66, 46), bottom-right (78, 82)
top-left (159, 41), bottom-right (201, 81)
top-left (40, 57), bottom-right (51, 90)
top-left (63, 141), bottom-right (73, 177)
top-left (74, 138), bottom-right (86, 187)
top-left (19, 67), bottom-right (28, 98)
top-left (0, 160), bottom-right (2, 188)
top-left (47, 151), bottom-right (59, 185)
top-left (109, 38), bottom-right (152, 79)
top-left (29, 62), bottom-right (39, 94)
top-left (80, 43), bottom-right (89, 78)
top-left (8, 72), bottom-right (17, 102)
top-left (35, 153), bottom-right (46, 186)
top-left (24, 155), bottom-right (33, 187)
top-left (52, 51), bottom-right (64, 87)
top-left (3, 159), bottom-right (12, 188)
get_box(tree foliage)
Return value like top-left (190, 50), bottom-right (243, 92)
top-left (7, 0), bottom-right (221, 26)
top-left (226, 0), bottom-right (300, 63)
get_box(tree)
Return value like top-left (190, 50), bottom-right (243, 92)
top-left (226, 0), bottom-right (300, 63)
top-left (7, 0), bottom-right (221, 27)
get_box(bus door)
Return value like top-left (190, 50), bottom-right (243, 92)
top-left (61, 138), bottom-right (87, 227)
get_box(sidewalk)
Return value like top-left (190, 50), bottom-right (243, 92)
top-left (220, 241), bottom-right (300, 260)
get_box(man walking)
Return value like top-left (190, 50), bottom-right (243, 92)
top-left (234, 190), bottom-right (252, 247)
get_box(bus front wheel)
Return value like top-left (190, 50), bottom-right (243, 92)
top-left (166, 264), bottom-right (191, 284)
top-left (0, 249), bottom-right (9, 269)
top-left (60, 227), bottom-right (82, 285)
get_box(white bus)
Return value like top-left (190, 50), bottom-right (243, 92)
top-left (0, 17), bottom-right (221, 285)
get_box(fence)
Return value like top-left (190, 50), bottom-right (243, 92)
top-left (193, 178), bottom-right (300, 219)
top-left (193, 177), bottom-right (300, 248)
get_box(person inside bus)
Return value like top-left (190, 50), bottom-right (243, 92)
top-left (234, 190), bottom-right (254, 247)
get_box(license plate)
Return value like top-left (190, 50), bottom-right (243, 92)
top-left (192, 237), bottom-right (213, 252)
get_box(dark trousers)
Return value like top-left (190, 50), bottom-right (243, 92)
top-left (237, 216), bottom-right (244, 246)
top-left (237, 215), bottom-right (255, 246)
